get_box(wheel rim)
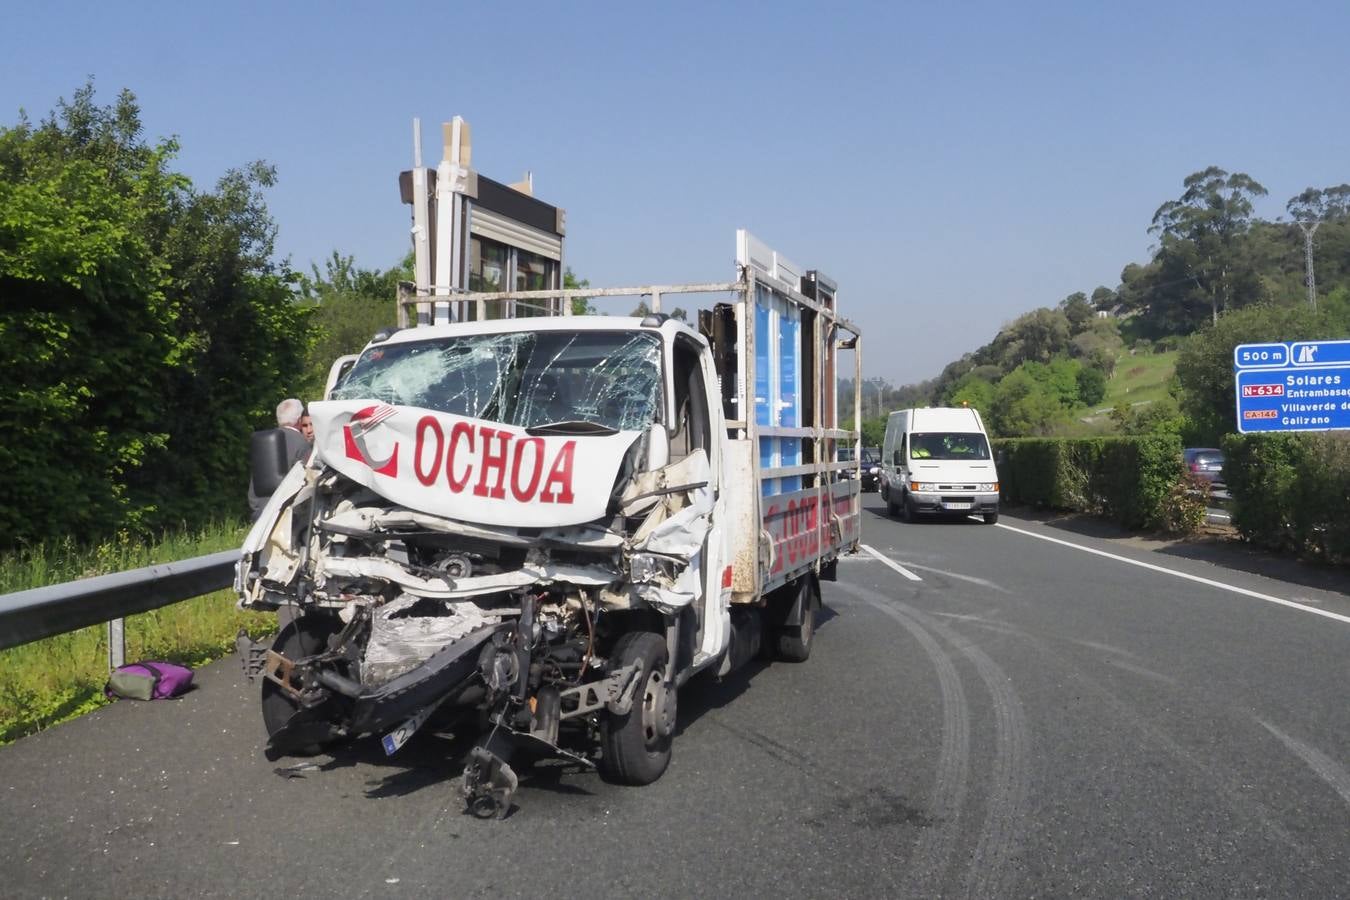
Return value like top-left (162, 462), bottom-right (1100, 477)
top-left (640, 665), bottom-right (674, 745)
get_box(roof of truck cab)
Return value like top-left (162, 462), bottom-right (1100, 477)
top-left (367, 315), bottom-right (704, 350)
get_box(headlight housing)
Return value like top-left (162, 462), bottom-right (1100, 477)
top-left (910, 482), bottom-right (938, 492)
top-left (977, 482), bottom-right (999, 492)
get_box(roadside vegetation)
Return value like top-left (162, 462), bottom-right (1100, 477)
top-left (0, 522), bottom-right (274, 744)
top-left (848, 173), bottom-right (1350, 547)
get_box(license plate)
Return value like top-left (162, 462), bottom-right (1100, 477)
top-left (381, 694), bottom-right (448, 756)
top-left (944, 501), bottom-right (972, 510)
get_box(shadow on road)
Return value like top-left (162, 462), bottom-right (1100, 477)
top-left (1004, 506), bottom-right (1350, 598)
top-left (860, 500), bottom-right (988, 526)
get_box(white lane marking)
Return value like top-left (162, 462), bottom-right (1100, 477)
top-left (859, 543), bottom-right (922, 581)
top-left (994, 522), bottom-right (1350, 626)
top-left (1259, 720), bottom-right (1350, 808)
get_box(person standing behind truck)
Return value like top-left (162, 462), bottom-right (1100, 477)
top-left (247, 398), bottom-right (312, 520)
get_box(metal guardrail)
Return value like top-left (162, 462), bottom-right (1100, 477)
top-left (0, 550), bottom-right (237, 654)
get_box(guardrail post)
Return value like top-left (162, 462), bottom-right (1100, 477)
top-left (108, 617), bottom-right (126, 670)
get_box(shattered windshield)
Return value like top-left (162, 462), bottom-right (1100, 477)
top-left (333, 330), bottom-right (663, 432)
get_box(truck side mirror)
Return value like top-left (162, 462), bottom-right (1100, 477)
top-left (893, 450), bottom-right (902, 467)
top-left (996, 449), bottom-right (1007, 467)
top-left (250, 429), bottom-right (292, 498)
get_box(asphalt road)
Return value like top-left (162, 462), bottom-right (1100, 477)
top-left (3, 501), bottom-right (1349, 898)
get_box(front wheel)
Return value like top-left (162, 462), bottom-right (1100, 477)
top-left (983, 511), bottom-right (999, 525)
top-left (261, 614), bottom-right (342, 754)
top-left (599, 632), bottom-right (674, 785)
top-left (883, 483), bottom-right (899, 517)
top-left (900, 494), bottom-right (915, 523)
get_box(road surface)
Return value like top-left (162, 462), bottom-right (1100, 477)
top-left (3, 501), bottom-right (1348, 898)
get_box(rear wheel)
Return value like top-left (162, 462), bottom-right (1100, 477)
top-left (600, 632), bottom-right (674, 785)
top-left (775, 577), bottom-right (818, 663)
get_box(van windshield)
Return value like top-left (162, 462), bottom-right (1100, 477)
top-left (910, 432), bottom-right (991, 461)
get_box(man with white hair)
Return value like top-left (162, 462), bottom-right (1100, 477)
top-left (248, 398), bottom-right (312, 520)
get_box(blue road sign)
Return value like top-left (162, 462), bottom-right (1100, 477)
top-left (1234, 340), bottom-right (1350, 433)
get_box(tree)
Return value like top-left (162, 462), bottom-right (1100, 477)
top-left (1149, 166), bottom-right (1268, 327)
top-left (1060, 291), bottom-right (1094, 333)
top-left (0, 84), bottom-right (310, 545)
top-left (990, 368), bottom-right (1061, 436)
top-left (1076, 365), bottom-right (1107, 407)
top-left (1176, 303), bottom-right (1335, 443)
top-left (944, 373), bottom-right (995, 413)
top-left (297, 251), bottom-right (408, 396)
top-left (1287, 184), bottom-right (1350, 224)
top-left (565, 267), bottom-right (596, 316)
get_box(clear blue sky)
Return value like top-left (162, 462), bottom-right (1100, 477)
top-left (4, 0), bottom-right (1348, 384)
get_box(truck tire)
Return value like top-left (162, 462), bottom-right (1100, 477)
top-left (261, 615), bottom-right (341, 754)
top-left (900, 493), bottom-right (914, 523)
top-left (775, 577), bottom-right (818, 663)
top-left (599, 631), bottom-right (674, 785)
top-left (983, 511), bottom-right (999, 525)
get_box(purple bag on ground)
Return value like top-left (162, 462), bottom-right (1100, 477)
top-left (105, 661), bottom-right (195, 701)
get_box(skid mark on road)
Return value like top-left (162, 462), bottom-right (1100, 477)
top-left (1259, 720), bottom-right (1350, 808)
top-left (1103, 657), bottom-right (1177, 686)
top-left (841, 582), bottom-right (1030, 900)
top-left (835, 582), bottom-right (969, 895)
top-left (894, 562), bottom-right (1010, 593)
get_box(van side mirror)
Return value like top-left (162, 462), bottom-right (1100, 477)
top-left (893, 450), bottom-right (902, 466)
top-left (996, 449), bottom-right (1007, 467)
top-left (250, 429), bottom-right (292, 498)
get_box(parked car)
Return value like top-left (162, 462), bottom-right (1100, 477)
top-left (839, 447), bottom-right (881, 491)
top-left (1183, 447), bottom-right (1226, 484)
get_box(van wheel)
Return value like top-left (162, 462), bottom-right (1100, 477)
top-left (599, 632), bottom-right (674, 785)
top-left (900, 494), bottom-right (914, 523)
top-left (983, 511), bottom-right (999, 525)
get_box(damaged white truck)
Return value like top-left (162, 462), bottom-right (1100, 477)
top-left (237, 230), bottom-right (862, 816)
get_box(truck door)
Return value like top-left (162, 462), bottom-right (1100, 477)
top-left (670, 334), bottom-right (725, 668)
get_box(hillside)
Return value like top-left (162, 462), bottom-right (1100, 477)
top-left (1100, 350), bottom-right (1178, 411)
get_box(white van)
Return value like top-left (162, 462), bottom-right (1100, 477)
top-left (880, 407), bottom-right (1000, 524)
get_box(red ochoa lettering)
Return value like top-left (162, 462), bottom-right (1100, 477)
top-left (446, 422), bottom-right (475, 492)
top-left (511, 437), bottom-right (545, 502)
top-left (539, 442), bottom-right (576, 503)
top-left (414, 416), bottom-right (443, 485)
top-left (474, 427), bottom-right (511, 499)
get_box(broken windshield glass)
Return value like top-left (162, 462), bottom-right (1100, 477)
top-left (333, 330), bottom-right (663, 432)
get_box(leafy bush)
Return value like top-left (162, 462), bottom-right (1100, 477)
top-left (1156, 473), bottom-right (1210, 535)
top-left (1222, 433), bottom-right (1350, 562)
top-left (0, 85), bottom-right (311, 549)
top-left (996, 434), bottom-right (1183, 529)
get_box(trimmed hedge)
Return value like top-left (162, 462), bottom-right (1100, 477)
top-left (1221, 433), bottom-right (1350, 563)
top-left (994, 435), bottom-right (1183, 530)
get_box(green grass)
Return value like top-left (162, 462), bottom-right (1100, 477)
top-left (1100, 349), bottom-right (1179, 410)
top-left (0, 522), bottom-right (276, 744)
